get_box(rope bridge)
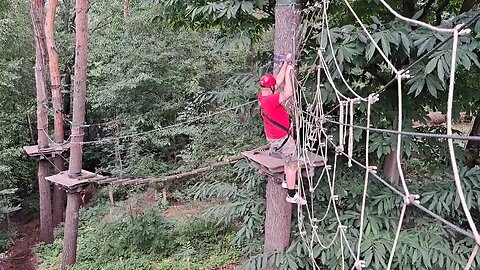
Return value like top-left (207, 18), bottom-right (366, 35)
top-left (290, 1), bottom-right (480, 269)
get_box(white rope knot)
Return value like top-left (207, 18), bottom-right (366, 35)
top-left (403, 194), bottom-right (420, 205)
top-left (398, 69), bottom-right (411, 80)
top-left (339, 225), bottom-right (347, 231)
top-left (354, 260), bottom-right (366, 269)
top-left (368, 94), bottom-right (380, 104)
top-left (351, 97), bottom-right (362, 105)
top-left (335, 146), bottom-right (344, 153)
top-left (455, 24), bottom-right (471, 35)
top-left (325, 164), bottom-right (332, 170)
top-left (300, 230), bottom-right (307, 236)
top-left (331, 195), bottom-right (339, 200)
top-left (367, 166), bottom-right (377, 173)
top-left (309, 187), bottom-right (315, 193)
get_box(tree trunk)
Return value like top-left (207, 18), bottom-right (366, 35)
top-left (460, 0), bottom-right (478, 12)
top-left (45, 0), bottom-right (66, 228)
top-left (68, 0), bottom-right (88, 178)
top-left (31, 0), bottom-right (54, 244)
top-left (62, 0), bottom-right (88, 268)
top-left (383, 151), bottom-right (400, 186)
top-left (61, 192), bottom-right (81, 270)
top-left (123, 0), bottom-right (130, 21)
top-left (263, 3), bottom-right (301, 269)
top-left (466, 112), bottom-right (480, 168)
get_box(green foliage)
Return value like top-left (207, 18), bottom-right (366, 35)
top-left (0, 188), bottom-right (21, 252)
top-left (189, 161), bottom-right (266, 247)
top-left (0, 0), bottom-right (36, 196)
top-left (37, 195), bottom-right (242, 270)
top-left (148, 0), bottom-right (273, 49)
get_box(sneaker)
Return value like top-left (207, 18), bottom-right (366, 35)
top-left (286, 193), bottom-right (307, 205)
top-left (281, 181), bottom-right (298, 189)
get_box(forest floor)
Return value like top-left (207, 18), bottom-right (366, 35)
top-left (0, 214), bottom-right (39, 270)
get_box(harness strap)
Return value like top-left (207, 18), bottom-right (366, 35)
top-left (261, 112), bottom-right (290, 133)
top-left (262, 112), bottom-right (291, 151)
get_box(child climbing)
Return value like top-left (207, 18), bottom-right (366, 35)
top-left (257, 53), bottom-right (307, 205)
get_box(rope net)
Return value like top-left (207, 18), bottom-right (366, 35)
top-left (291, 1), bottom-right (480, 269)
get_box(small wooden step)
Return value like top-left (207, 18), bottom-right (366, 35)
top-left (23, 143), bottom-right (70, 159)
top-left (46, 170), bottom-right (106, 191)
top-left (241, 145), bottom-right (325, 180)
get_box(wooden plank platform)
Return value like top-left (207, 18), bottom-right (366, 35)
top-left (23, 143), bottom-right (70, 158)
top-left (241, 146), bottom-right (325, 180)
top-left (46, 170), bottom-right (107, 190)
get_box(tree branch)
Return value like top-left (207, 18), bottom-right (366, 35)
top-left (418, 0), bottom-right (436, 21)
top-left (435, 0), bottom-right (450, 26)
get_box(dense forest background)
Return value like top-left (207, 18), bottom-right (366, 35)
top-left (0, 0), bottom-right (480, 269)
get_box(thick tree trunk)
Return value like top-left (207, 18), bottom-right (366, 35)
top-left (68, 0), bottom-right (88, 178)
top-left (62, 0), bottom-right (88, 268)
top-left (45, 0), bottom-right (66, 228)
top-left (61, 192), bottom-right (81, 270)
top-left (31, 0), bottom-right (54, 244)
top-left (263, 3), bottom-right (301, 269)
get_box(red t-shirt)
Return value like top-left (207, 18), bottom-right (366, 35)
top-left (258, 92), bottom-right (290, 139)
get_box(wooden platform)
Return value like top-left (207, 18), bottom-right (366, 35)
top-left (46, 170), bottom-right (107, 191)
top-left (23, 143), bottom-right (70, 158)
top-left (241, 146), bottom-right (325, 181)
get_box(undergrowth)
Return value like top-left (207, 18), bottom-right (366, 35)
top-left (36, 191), bottom-right (243, 270)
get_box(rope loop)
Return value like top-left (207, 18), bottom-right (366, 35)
top-left (354, 259), bottom-right (366, 269)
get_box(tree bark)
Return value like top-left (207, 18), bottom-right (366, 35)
top-left (263, 3), bottom-right (301, 269)
top-left (466, 112), bottom-right (480, 168)
top-left (460, 0), bottom-right (478, 12)
top-left (123, 0), bottom-right (130, 21)
top-left (62, 0), bottom-right (88, 268)
top-left (383, 151), bottom-right (400, 186)
top-left (31, 0), bottom-right (54, 244)
top-left (68, 0), bottom-right (88, 177)
top-left (45, 0), bottom-right (66, 228)
top-left (61, 192), bottom-right (81, 270)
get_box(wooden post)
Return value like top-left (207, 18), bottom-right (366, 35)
top-left (31, 0), bottom-right (54, 244)
top-left (263, 1), bottom-right (301, 269)
top-left (62, 0), bottom-right (88, 268)
top-left (45, 0), bottom-right (66, 228)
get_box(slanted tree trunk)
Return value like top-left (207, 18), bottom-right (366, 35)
top-left (45, 0), bottom-right (66, 228)
top-left (62, 0), bottom-right (88, 268)
top-left (263, 2), bottom-right (301, 269)
top-left (31, 0), bottom-right (54, 244)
